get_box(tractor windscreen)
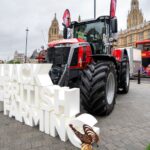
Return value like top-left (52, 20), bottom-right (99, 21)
top-left (73, 20), bottom-right (107, 54)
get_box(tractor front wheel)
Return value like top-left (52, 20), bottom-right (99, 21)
top-left (80, 61), bottom-right (117, 116)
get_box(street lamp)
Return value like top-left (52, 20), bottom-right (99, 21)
top-left (94, 0), bottom-right (96, 19)
top-left (25, 28), bottom-right (29, 63)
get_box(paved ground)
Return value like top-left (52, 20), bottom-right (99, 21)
top-left (0, 80), bottom-right (150, 150)
top-left (97, 80), bottom-right (150, 150)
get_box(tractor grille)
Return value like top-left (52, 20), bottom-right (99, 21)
top-left (47, 47), bottom-right (78, 66)
top-left (48, 47), bottom-right (70, 65)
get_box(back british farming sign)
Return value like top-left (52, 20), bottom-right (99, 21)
top-left (0, 64), bottom-right (99, 149)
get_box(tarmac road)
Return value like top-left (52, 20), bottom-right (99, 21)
top-left (0, 81), bottom-right (150, 150)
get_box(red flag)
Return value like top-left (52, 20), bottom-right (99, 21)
top-left (110, 0), bottom-right (117, 18)
top-left (63, 9), bottom-right (71, 28)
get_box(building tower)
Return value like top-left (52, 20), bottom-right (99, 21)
top-left (127, 0), bottom-right (144, 28)
top-left (48, 13), bottom-right (59, 42)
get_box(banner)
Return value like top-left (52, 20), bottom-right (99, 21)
top-left (110, 0), bottom-right (117, 18)
top-left (63, 9), bottom-right (71, 28)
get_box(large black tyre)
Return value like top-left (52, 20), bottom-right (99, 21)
top-left (119, 60), bottom-right (130, 94)
top-left (80, 61), bottom-right (117, 116)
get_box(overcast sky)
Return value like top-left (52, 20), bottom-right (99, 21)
top-left (0, 0), bottom-right (149, 60)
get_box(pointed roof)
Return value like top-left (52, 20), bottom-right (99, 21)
top-left (51, 13), bottom-right (59, 25)
top-left (127, 0), bottom-right (144, 28)
top-left (49, 13), bottom-right (59, 32)
top-left (54, 13), bottom-right (57, 20)
top-left (131, 0), bottom-right (139, 9)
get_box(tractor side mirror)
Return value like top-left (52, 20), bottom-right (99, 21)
top-left (111, 18), bottom-right (118, 33)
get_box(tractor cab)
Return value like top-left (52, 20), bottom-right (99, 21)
top-left (47, 15), bottom-right (118, 86)
top-left (63, 16), bottom-right (118, 55)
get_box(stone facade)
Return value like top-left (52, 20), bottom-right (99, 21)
top-left (48, 14), bottom-right (60, 43)
top-left (117, 0), bottom-right (150, 48)
top-left (14, 51), bottom-right (25, 63)
top-left (127, 0), bottom-right (143, 29)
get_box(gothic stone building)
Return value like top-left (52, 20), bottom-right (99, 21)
top-left (48, 14), bottom-right (60, 43)
top-left (14, 51), bottom-right (25, 63)
top-left (117, 0), bottom-right (150, 48)
top-left (48, 14), bottom-right (82, 43)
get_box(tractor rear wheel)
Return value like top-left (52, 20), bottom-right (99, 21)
top-left (80, 61), bottom-right (117, 116)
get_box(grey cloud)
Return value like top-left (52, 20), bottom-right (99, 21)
top-left (0, 0), bottom-right (150, 60)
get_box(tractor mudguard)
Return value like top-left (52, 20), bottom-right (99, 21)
top-left (112, 48), bottom-right (128, 62)
top-left (91, 54), bottom-right (119, 82)
top-left (112, 49), bottom-right (130, 93)
top-left (91, 54), bottom-right (118, 68)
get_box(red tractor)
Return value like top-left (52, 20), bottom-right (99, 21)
top-left (47, 1), bottom-right (130, 116)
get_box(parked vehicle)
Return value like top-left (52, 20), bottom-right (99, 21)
top-left (118, 47), bottom-right (142, 78)
top-left (136, 40), bottom-right (150, 76)
top-left (47, 0), bottom-right (130, 116)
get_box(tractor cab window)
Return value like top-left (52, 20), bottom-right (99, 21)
top-left (74, 21), bottom-right (106, 54)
